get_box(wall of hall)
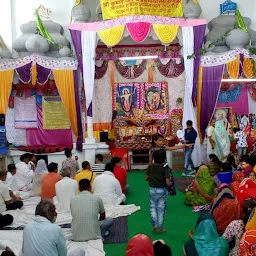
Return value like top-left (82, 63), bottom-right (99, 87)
top-left (0, 0), bottom-right (255, 50)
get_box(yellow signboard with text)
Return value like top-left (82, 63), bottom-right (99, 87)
top-left (100, 0), bottom-right (183, 20)
top-left (43, 96), bottom-right (70, 130)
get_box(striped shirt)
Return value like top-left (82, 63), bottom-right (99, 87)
top-left (91, 164), bottom-right (106, 174)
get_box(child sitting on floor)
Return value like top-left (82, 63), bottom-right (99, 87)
top-left (146, 150), bottom-right (171, 233)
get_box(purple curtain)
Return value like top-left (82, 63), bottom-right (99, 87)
top-left (74, 70), bottom-right (83, 151)
top-left (37, 64), bottom-right (51, 85)
top-left (16, 63), bottom-right (32, 83)
top-left (199, 65), bottom-right (224, 140)
top-left (70, 29), bottom-right (83, 72)
top-left (192, 24), bottom-right (206, 105)
top-left (26, 105), bottom-right (73, 147)
top-left (15, 63), bottom-right (51, 85)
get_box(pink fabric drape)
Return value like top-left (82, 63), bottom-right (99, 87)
top-left (216, 85), bottom-right (249, 114)
top-left (126, 22), bottom-right (151, 43)
top-left (26, 105), bottom-right (73, 147)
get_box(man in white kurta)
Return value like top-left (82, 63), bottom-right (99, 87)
top-left (206, 119), bottom-right (217, 162)
top-left (12, 154), bottom-right (34, 191)
top-left (54, 167), bottom-right (78, 213)
top-left (92, 163), bottom-right (126, 206)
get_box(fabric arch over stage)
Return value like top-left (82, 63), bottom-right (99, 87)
top-left (69, 16), bottom-right (207, 167)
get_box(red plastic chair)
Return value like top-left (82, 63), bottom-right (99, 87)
top-left (110, 148), bottom-right (130, 170)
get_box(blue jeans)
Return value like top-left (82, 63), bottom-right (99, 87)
top-left (100, 218), bottom-right (114, 237)
top-left (149, 187), bottom-right (168, 230)
top-left (183, 148), bottom-right (195, 174)
top-left (237, 147), bottom-right (247, 157)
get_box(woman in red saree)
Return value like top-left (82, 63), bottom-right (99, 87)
top-left (126, 234), bottom-right (154, 256)
top-left (230, 171), bottom-right (244, 196)
top-left (237, 178), bottom-right (256, 207)
top-left (210, 184), bottom-right (241, 234)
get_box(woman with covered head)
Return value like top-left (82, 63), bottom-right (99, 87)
top-left (214, 120), bottom-right (231, 161)
top-left (210, 184), bottom-right (241, 234)
top-left (31, 159), bottom-right (48, 196)
top-left (185, 165), bottom-right (216, 206)
top-left (222, 198), bottom-right (256, 256)
top-left (184, 212), bottom-right (229, 256)
top-left (126, 234), bottom-right (154, 256)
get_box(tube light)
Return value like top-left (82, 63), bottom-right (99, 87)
top-left (119, 55), bottom-right (158, 61)
top-left (222, 78), bottom-right (256, 82)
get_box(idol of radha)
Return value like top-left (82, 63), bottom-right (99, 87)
top-left (214, 120), bottom-right (231, 161)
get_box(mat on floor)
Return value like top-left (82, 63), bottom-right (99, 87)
top-left (103, 216), bottom-right (128, 244)
top-left (174, 177), bottom-right (193, 193)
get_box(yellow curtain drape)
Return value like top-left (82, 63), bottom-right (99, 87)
top-left (197, 66), bottom-right (203, 144)
top-left (52, 70), bottom-right (78, 139)
top-left (31, 64), bottom-right (37, 85)
top-left (98, 25), bottom-right (125, 47)
top-left (0, 70), bottom-right (14, 114)
top-left (226, 55), bottom-right (240, 79)
top-left (153, 25), bottom-right (179, 44)
top-left (243, 57), bottom-right (254, 78)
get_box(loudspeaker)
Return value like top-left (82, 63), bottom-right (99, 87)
top-left (100, 131), bottom-right (108, 142)
top-left (0, 114), bottom-right (5, 126)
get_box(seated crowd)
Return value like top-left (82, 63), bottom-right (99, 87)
top-left (2, 147), bottom-right (256, 256)
top-left (184, 152), bottom-right (256, 255)
top-left (0, 152), bottom-right (130, 255)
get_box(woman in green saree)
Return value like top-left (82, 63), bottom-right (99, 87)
top-left (185, 165), bottom-right (216, 206)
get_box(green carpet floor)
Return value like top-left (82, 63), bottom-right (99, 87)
top-left (104, 171), bottom-right (198, 256)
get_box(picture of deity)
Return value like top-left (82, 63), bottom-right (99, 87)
top-left (240, 115), bottom-right (251, 132)
top-left (114, 84), bottom-right (138, 117)
top-left (143, 83), bottom-right (168, 118)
